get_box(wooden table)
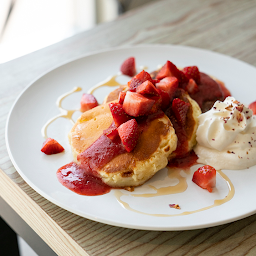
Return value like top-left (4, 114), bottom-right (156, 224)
top-left (1, 0), bottom-right (256, 255)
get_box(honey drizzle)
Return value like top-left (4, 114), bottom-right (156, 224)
top-left (41, 87), bottom-right (82, 139)
top-left (114, 169), bottom-right (235, 217)
top-left (87, 74), bottom-right (122, 94)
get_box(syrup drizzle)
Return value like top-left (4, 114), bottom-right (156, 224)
top-left (87, 74), bottom-right (122, 94)
top-left (114, 169), bottom-right (235, 217)
top-left (41, 87), bottom-right (82, 139)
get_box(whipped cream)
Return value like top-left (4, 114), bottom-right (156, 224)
top-left (194, 97), bottom-right (256, 170)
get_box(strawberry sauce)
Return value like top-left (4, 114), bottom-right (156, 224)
top-left (168, 150), bottom-right (198, 169)
top-left (57, 162), bottom-right (111, 196)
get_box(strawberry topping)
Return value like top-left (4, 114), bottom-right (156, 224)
top-left (120, 57), bottom-right (136, 77)
top-left (80, 93), bottom-right (99, 112)
top-left (128, 70), bottom-right (154, 92)
top-left (172, 98), bottom-right (190, 125)
top-left (136, 80), bottom-right (159, 96)
top-left (109, 102), bottom-right (131, 127)
top-left (117, 119), bottom-right (140, 152)
top-left (192, 165), bottom-right (216, 192)
top-left (183, 66), bottom-right (200, 84)
top-left (118, 91), bottom-right (127, 105)
top-left (41, 138), bottom-right (64, 155)
top-left (155, 77), bottom-right (179, 99)
top-left (185, 79), bottom-right (199, 94)
top-left (123, 91), bottom-right (155, 117)
top-left (156, 60), bottom-right (181, 81)
top-left (103, 123), bottom-right (119, 141)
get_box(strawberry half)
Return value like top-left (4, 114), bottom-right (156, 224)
top-left (182, 66), bottom-right (200, 84)
top-left (120, 57), bottom-right (136, 77)
top-left (136, 80), bottom-right (159, 96)
top-left (155, 77), bottom-right (179, 99)
top-left (122, 91), bottom-right (155, 117)
top-left (156, 61), bottom-right (181, 81)
top-left (128, 70), bottom-right (153, 92)
top-left (192, 165), bottom-right (216, 192)
top-left (117, 119), bottom-right (140, 152)
top-left (172, 98), bottom-right (190, 125)
top-left (41, 138), bottom-right (64, 155)
top-left (249, 101), bottom-right (256, 115)
top-left (80, 93), bottom-right (98, 112)
top-left (185, 79), bottom-right (199, 94)
top-left (109, 102), bottom-right (131, 127)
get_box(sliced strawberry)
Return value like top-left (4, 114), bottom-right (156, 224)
top-left (192, 165), bottom-right (216, 192)
top-left (155, 77), bottom-right (179, 99)
top-left (123, 91), bottom-right (155, 117)
top-left (156, 89), bottom-right (170, 111)
top-left (41, 138), bottom-right (64, 155)
top-left (108, 102), bottom-right (131, 127)
top-left (128, 70), bottom-right (153, 92)
top-left (136, 80), bottom-right (159, 96)
top-left (118, 91), bottom-right (127, 105)
top-left (182, 66), bottom-right (200, 84)
top-left (249, 101), bottom-right (256, 115)
top-left (185, 79), bottom-right (199, 94)
top-left (156, 61), bottom-right (181, 81)
top-left (103, 125), bottom-right (119, 141)
top-left (80, 93), bottom-right (98, 112)
top-left (117, 119), bottom-right (140, 152)
top-left (172, 98), bottom-right (190, 125)
top-left (120, 57), bottom-right (136, 77)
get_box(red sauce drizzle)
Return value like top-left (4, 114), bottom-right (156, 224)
top-left (168, 150), bottom-right (198, 169)
top-left (57, 162), bottom-right (111, 196)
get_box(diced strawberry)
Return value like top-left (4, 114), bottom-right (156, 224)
top-left (172, 98), bottom-right (190, 125)
top-left (120, 57), bottom-right (136, 77)
top-left (182, 66), bottom-right (200, 84)
top-left (103, 125), bottom-right (119, 141)
top-left (122, 91), bottom-right (155, 117)
top-left (192, 165), bottom-right (216, 192)
top-left (156, 61), bottom-right (181, 81)
top-left (136, 80), bottom-right (159, 96)
top-left (249, 101), bottom-right (256, 115)
top-left (118, 91), bottom-right (127, 105)
top-left (179, 70), bottom-right (189, 85)
top-left (128, 70), bottom-right (153, 92)
top-left (155, 77), bottom-right (179, 99)
top-left (217, 80), bottom-right (231, 99)
top-left (80, 93), bottom-right (98, 112)
top-left (156, 89), bottom-right (170, 111)
top-left (185, 79), bottom-right (199, 94)
top-left (108, 102), bottom-right (131, 127)
top-left (117, 119), bottom-right (140, 152)
top-left (41, 138), bottom-right (64, 155)
top-left (147, 95), bottom-right (162, 114)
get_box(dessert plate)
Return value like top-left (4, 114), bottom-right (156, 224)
top-left (6, 45), bottom-right (256, 231)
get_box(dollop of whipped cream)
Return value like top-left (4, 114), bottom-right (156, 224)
top-left (194, 97), bottom-right (256, 170)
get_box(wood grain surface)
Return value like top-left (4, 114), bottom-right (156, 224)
top-left (1, 0), bottom-right (256, 255)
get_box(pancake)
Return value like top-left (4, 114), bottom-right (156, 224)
top-left (69, 104), bottom-right (178, 188)
top-left (104, 86), bottom-right (201, 159)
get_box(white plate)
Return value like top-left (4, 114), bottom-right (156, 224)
top-left (6, 45), bottom-right (256, 231)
